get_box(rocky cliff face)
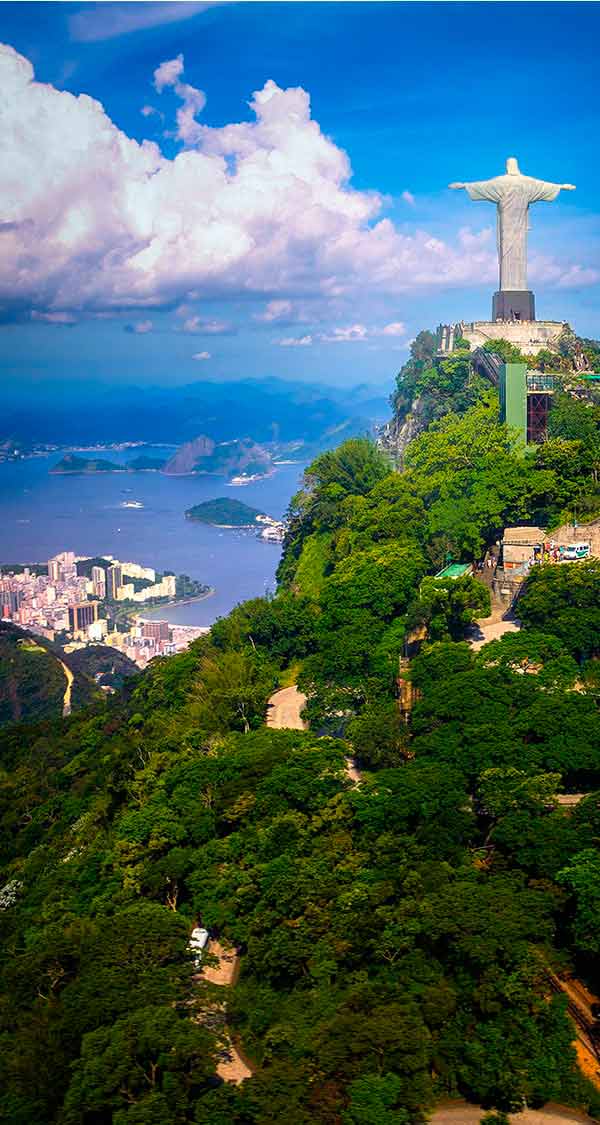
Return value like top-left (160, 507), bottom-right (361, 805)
top-left (162, 435), bottom-right (215, 475)
top-left (378, 396), bottom-right (429, 466)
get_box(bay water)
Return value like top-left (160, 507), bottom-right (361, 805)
top-left (0, 448), bottom-right (304, 626)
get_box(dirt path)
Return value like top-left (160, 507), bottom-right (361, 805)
top-left (267, 686), bottom-right (362, 787)
top-left (556, 794), bottom-right (585, 808)
top-left (195, 940), bottom-right (253, 1085)
top-left (266, 685), bottom-right (307, 730)
top-left (430, 1102), bottom-right (592, 1123)
top-left (344, 757), bottom-right (362, 785)
top-left (57, 658), bottom-right (74, 717)
top-left (469, 615), bottom-right (520, 651)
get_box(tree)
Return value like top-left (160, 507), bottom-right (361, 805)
top-left (347, 701), bottom-right (408, 769)
top-left (193, 649), bottom-right (276, 733)
top-left (549, 391), bottom-right (600, 452)
top-left (477, 768), bottom-right (561, 819)
top-left (476, 630), bottom-right (579, 690)
top-left (342, 1074), bottom-right (410, 1125)
top-left (60, 1006), bottom-right (216, 1124)
top-left (304, 438), bottom-right (391, 514)
top-left (518, 560), bottom-right (600, 661)
top-left (319, 543), bottom-right (425, 629)
top-left (409, 575), bottom-right (490, 642)
top-left (483, 338), bottom-right (525, 363)
top-left (557, 850), bottom-right (600, 956)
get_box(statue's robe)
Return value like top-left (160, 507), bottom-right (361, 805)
top-left (464, 174), bottom-right (562, 291)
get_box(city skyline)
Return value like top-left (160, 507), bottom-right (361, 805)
top-left (0, 549), bottom-right (205, 667)
top-left (1, 1), bottom-right (599, 390)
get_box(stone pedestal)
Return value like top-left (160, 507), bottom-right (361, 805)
top-left (492, 290), bottom-right (535, 322)
top-left (461, 319), bottom-right (568, 357)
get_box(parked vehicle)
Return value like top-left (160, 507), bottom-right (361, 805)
top-left (561, 542), bottom-right (591, 561)
top-left (189, 926), bottom-right (209, 967)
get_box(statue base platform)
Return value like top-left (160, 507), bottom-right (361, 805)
top-left (461, 319), bottom-right (569, 357)
top-left (492, 290), bottom-right (535, 322)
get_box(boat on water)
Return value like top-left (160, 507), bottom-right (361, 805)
top-left (227, 471), bottom-right (271, 486)
top-left (121, 500), bottom-right (144, 509)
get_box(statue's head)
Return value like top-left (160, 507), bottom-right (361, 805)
top-left (506, 156), bottom-right (521, 176)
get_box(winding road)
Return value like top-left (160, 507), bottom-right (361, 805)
top-left (197, 941), bottom-right (253, 1084)
top-left (430, 1104), bottom-right (592, 1124)
top-left (266, 685), bottom-right (307, 730)
top-left (266, 684), bottom-right (361, 785)
top-left (57, 658), bottom-right (74, 717)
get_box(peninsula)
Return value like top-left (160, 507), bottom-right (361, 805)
top-left (185, 497), bottom-right (266, 527)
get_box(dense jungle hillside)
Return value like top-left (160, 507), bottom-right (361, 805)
top-left (0, 623), bottom-right (99, 726)
top-left (2, 336), bottom-right (600, 1124)
top-left (382, 327), bottom-right (600, 462)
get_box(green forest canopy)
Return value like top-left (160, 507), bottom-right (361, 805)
top-left (2, 332), bottom-right (600, 1124)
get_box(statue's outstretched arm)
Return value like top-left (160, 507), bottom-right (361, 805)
top-left (448, 182), bottom-right (465, 189)
top-left (561, 184), bottom-right (576, 191)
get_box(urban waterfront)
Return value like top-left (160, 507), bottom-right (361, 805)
top-left (0, 448), bottom-right (304, 627)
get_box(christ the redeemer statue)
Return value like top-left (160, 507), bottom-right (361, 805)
top-left (450, 157), bottom-right (575, 321)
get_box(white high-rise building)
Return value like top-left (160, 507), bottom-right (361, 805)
top-left (92, 566), bottom-right (106, 598)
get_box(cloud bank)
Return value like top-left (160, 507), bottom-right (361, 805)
top-left (0, 44), bottom-right (595, 326)
top-left (69, 3), bottom-right (211, 43)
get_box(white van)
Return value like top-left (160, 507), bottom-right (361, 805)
top-left (188, 926), bottom-right (209, 967)
top-left (561, 542), bottom-right (590, 561)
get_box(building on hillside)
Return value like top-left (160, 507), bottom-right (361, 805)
top-left (499, 363), bottom-right (555, 448)
top-left (461, 319), bottom-right (567, 356)
top-left (106, 564), bottom-right (122, 600)
top-left (141, 620), bottom-right (170, 641)
top-left (1, 589), bottom-right (23, 616)
top-left (68, 601), bottom-right (99, 638)
top-left (121, 561), bottom-right (156, 582)
top-left (501, 527), bottom-right (546, 570)
top-left (88, 618), bottom-right (108, 642)
top-left (91, 565), bottom-right (106, 598)
top-left (115, 582), bottom-right (135, 601)
top-left (48, 557), bottom-right (61, 582)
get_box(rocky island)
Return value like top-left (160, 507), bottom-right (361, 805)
top-left (50, 453), bottom-right (166, 474)
top-left (185, 497), bottom-right (267, 527)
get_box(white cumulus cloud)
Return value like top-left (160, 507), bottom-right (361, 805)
top-left (321, 324), bottom-right (369, 343)
top-left (192, 350), bottom-right (211, 360)
top-left (153, 54), bottom-right (185, 91)
top-left (181, 316), bottom-right (232, 335)
top-left (381, 321), bottom-right (406, 337)
top-left (279, 335), bottom-right (313, 347)
top-left (153, 54), bottom-right (206, 144)
top-left (255, 299), bottom-right (293, 323)
top-left (0, 42), bottom-right (595, 328)
top-left (31, 310), bottom-right (77, 325)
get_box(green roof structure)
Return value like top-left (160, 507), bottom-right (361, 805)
top-left (434, 563), bottom-right (472, 580)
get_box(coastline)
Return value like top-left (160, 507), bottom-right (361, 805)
top-left (186, 520), bottom-right (262, 529)
top-left (134, 587), bottom-right (216, 620)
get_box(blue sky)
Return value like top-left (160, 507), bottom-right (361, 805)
top-left (1, 1), bottom-right (599, 389)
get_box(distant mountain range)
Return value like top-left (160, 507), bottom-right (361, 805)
top-left (3, 377), bottom-right (391, 450)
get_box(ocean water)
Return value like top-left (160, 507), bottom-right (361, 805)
top-left (0, 448), bottom-right (304, 626)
